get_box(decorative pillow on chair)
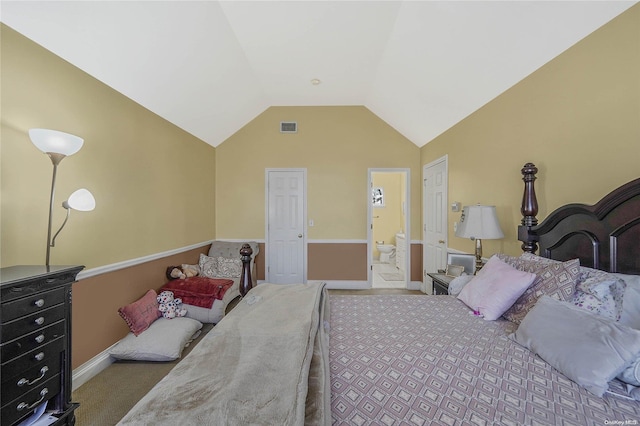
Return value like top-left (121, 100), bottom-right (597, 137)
top-left (216, 257), bottom-right (242, 278)
top-left (509, 295), bottom-right (640, 397)
top-left (118, 289), bottom-right (161, 336)
top-left (110, 317), bottom-right (203, 361)
top-left (502, 258), bottom-right (580, 324)
top-left (199, 253), bottom-right (219, 278)
top-left (457, 256), bottom-right (536, 321)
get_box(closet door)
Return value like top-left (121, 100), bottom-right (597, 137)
top-left (266, 169), bottom-right (307, 284)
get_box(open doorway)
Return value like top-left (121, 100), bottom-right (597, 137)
top-left (367, 168), bottom-right (410, 289)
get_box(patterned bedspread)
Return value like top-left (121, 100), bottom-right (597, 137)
top-left (330, 295), bottom-right (640, 426)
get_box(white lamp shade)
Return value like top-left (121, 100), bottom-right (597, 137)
top-left (455, 205), bottom-right (504, 240)
top-left (29, 128), bottom-right (84, 156)
top-left (66, 188), bottom-right (96, 211)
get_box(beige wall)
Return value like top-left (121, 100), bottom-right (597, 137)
top-left (1, 25), bottom-right (216, 269)
top-left (216, 106), bottom-right (422, 241)
top-left (421, 4), bottom-right (640, 259)
top-left (3, 4), bottom-right (638, 367)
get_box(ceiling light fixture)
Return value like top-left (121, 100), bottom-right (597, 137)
top-left (310, 78), bottom-right (321, 85)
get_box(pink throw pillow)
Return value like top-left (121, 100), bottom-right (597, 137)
top-left (457, 256), bottom-right (536, 320)
top-left (118, 289), bottom-right (162, 336)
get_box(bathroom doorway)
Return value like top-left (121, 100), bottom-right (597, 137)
top-left (367, 168), bottom-right (410, 289)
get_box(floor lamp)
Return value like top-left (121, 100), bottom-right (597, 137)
top-left (29, 129), bottom-right (96, 267)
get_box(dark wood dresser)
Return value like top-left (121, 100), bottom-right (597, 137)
top-left (1, 265), bottom-right (83, 426)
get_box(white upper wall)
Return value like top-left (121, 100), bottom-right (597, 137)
top-left (1, 0), bottom-right (635, 147)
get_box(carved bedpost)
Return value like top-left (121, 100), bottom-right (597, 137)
top-left (239, 243), bottom-right (254, 297)
top-left (518, 163), bottom-right (539, 253)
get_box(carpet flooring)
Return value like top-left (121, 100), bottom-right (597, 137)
top-left (72, 323), bottom-right (213, 425)
top-left (72, 290), bottom-right (422, 424)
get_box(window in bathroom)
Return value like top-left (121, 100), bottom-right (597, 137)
top-left (372, 187), bottom-right (384, 207)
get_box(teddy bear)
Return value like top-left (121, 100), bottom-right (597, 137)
top-left (156, 290), bottom-right (187, 319)
top-left (165, 264), bottom-right (200, 280)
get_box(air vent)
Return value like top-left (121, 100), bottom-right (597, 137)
top-left (280, 121), bottom-right (297, 133)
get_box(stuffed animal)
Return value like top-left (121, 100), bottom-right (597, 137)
top-left (156, 290), bottom-right (187, 319)
top-left (165, 264), bottom-right (199, 280)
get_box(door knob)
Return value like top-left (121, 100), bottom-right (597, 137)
top-left (438, 240), bottom-right (445, 244)
top-left (298, 234), bottom-right (303, 238)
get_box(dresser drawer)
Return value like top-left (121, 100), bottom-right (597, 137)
top-left (1, 287), bottom-right (66, 323)
top-left (1, 374), bottom-right (60, 426)
top-left (1, 320), bottom-right (65, 363)
top-left (1, 304), bottom-right (65, 343)
top-left (0, 269), bottom-right (78, 304)
top-left (2, 337), bottom-right (64, 378)
top-left (1, 358), bottom-right (61, 407)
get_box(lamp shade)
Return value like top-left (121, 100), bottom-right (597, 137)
top-left (29, 128), bottom-right (84, 156)
top-left (66, 188), bottom-right (96, 211)
top-left (455, 205), bottom-right (504, 240)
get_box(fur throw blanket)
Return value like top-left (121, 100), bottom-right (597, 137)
top-left (118, 282), bottom-right (330, 426)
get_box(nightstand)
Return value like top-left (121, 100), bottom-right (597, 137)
top-left (427, 273), bottom-right (454, 295)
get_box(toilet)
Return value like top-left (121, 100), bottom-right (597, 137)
top-left (376, 242), bottom-right (396, 263)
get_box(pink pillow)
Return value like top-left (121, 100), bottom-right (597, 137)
top-left (457, 256), bottom-right (536, 320)
top-left (118, 289), bottom-right (162, 336)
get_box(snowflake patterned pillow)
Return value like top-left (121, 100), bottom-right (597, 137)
top-left (572, 267), bottom-right (626, 321)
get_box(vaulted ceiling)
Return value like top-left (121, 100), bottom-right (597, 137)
top-left (1, 1), bottom-right (635, 148)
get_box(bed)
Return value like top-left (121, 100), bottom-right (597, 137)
top-left (118, 163), bottom-right (640, 425)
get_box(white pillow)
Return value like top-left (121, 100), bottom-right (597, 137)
top-left (457, 256), bottom-right (536, 321)
top-left (110, 317), bottom-right (203, 361)
top-left (448, 275), bottom-right (473, 296)
top-left (510, 296), bottom-right (640, 396)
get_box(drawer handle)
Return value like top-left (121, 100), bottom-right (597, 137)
top-left (34, 298), bottom-right (45, 307)
top-left (17, 388), bottom-right (48, 411)
top-left (34, 352), bottom-right (45, 361)
top-left (17, 366), bottom-right (49, 387)
top-left (35, 334), bottom-right (45, 344)
top-left (34, 317), bottom-right (45, 326)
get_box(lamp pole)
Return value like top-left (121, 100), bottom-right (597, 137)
top-left (45, 153), bottom-right (65, 267)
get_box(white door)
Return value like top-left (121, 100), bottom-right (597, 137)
top-left (266, 169), bottom-right (306, 284)
top-left (423, 157), bottom-right (448, 293)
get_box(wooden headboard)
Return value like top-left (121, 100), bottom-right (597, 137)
top-left (518, 163), bottom-right (640, 274)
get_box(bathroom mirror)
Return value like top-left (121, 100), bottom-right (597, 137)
top-left (372, 187), bottom-right (384, 207)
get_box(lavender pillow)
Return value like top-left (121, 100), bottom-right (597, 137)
top-left (457, 256), bottom-right (536, 321)
top-left (502, 258), bottom-right (580, 324)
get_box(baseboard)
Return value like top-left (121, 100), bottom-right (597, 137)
top-left (72, 343), bottom-right (117, 391)
top-left (315, 280), bottom-right (370, 290)
top-left (408, 280), bottom-right (422, 291)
